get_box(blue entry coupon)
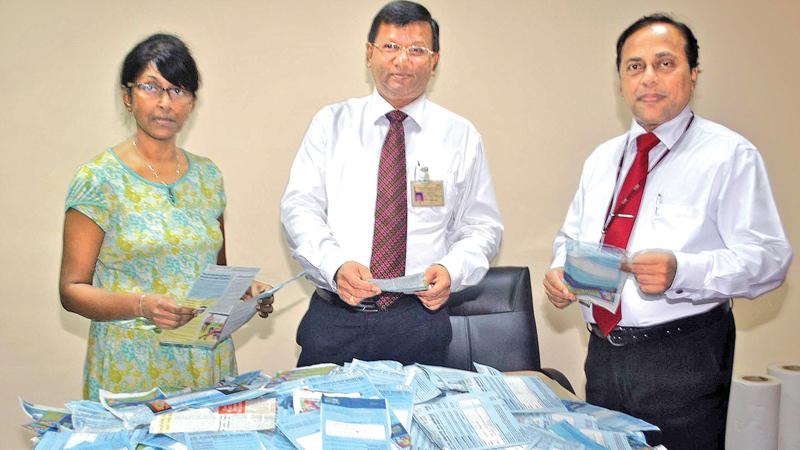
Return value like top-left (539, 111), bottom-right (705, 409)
top-left (320, 396), bottom-right (391, 450)
top-left (563, 240), bottom-right (629, 313)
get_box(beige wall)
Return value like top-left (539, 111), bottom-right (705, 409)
top-left (1, 0), bottom-right (797, 446)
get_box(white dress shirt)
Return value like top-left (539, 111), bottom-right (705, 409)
top-left (552, 106), bottom-right (793, 327)
top-left (281, 91), bottom-right (503, 293)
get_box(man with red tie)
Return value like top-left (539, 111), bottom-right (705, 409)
top-left (281, 1), bottom-right (502, 367)
top-left (544, 14), bottom-right (792, 449)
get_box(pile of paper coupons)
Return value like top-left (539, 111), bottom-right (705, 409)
top-left (22, 360), bottom-right (662, 449)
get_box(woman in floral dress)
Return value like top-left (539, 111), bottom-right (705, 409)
top-left (58, 34), bottom-right (273, 400)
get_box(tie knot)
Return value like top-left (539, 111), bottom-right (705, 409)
top-left (386, 110), bottom-right (407, 124)
top-left (636, 132), bottom-right (660, 154)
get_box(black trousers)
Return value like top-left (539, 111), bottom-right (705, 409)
top-left (296, 292), bottom-right (452, 367)
top-left (585, 305), bottom-right (735, 450)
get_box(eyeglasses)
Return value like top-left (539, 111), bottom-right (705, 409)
top-left (369, 42), bottom-right (435, 59)
top-left (127, 82), bottom-right (194, 104)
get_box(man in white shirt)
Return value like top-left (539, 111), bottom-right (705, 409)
top-left (281, 1), bottom-right (502, 367)
top-left (544, 14), bottom-right (792, 449)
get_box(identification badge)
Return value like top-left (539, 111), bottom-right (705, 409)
top-left (410, 181), bottom-right (445, 207)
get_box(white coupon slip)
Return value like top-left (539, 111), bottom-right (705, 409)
top-left (367, 273), bottom-right (429, 294)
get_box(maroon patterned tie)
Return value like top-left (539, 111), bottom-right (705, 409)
top-left (370, 110), bottom-right (408, 310)
top-left (593, 132), bottom-right (660, 336)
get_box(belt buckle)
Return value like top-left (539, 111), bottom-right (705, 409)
top-left (356, 303), bottom-right (379, 313)
top-left (606, 332), bottom-right (625, 347)
top-left (591, 324), bottom-right (625, 347)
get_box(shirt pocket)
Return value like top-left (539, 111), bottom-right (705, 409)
top-left (656, 201), bottom-right (701, 219)
top-left (650, 201), bottom-right (705, 248)
top-left (408, 172), bottom-right (456, 227)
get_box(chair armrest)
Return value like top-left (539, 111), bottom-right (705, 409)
top-left (538, 368), bottom-right (575, 395)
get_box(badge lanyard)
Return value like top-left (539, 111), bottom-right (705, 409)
top-left (600, 114), bottom-right (695, 243)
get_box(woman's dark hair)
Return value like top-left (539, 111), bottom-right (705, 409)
top-left (368, 1), bottom-right (439, 52)
top-left (120, 33), bottom-right (200, 94)
top-left (616, 14), bottom-right (699, 72)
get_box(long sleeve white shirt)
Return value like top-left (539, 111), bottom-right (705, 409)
top-left (281, 91), bottom-right (503, 293)
top-left (552, 106), bottom-right (793, 327)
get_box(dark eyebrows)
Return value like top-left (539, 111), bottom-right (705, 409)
top-left (623, 52), bottom-right (677, 67)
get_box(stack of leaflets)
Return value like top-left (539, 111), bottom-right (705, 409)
top-left (21, 360), bottom-right (665, 450)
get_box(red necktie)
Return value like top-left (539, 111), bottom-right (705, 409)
top-left (370, 110), bottom-right (408, 310)
top-left (592, 132), bottom-right (660, 336)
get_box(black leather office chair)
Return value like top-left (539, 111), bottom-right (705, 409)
top-left (444, 266), bottom-right (574, 393)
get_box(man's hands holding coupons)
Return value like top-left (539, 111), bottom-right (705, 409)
top-left (544, 249), bottom-right (677, 309)
top-left (335, 261), bottom-right (452, 311)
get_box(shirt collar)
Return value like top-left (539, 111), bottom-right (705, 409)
top-left (629, 104), bottom-right (693, 150)
top-left (368, 89), bottom-right (426, 129)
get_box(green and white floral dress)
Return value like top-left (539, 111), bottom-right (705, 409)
top-left (65, 149), bottom-right (237, 400)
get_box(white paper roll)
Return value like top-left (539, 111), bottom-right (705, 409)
top-left (768, 363), bottom-right (800, 450)
top-left (726, 374), bottom-right (781, 450)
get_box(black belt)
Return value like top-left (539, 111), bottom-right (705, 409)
top-left (315, 288), bottom-right (380, 313)
top-left (590, 301), bottom-right (732, 347)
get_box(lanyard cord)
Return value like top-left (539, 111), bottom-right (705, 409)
top-left (600, 114), bottom-right (695, 241)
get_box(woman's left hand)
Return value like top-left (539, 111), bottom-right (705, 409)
top-left (244, 280), bottom-right (274, 319)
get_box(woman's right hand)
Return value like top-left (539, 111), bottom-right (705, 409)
top-left (141, 294), bottom-right (197, 329)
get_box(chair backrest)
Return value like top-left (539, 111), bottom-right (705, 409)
top-left (444, 266), bottom-right (541, 372)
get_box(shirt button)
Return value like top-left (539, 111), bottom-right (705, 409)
top-left (676, 289), bottom-right (684, 294)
